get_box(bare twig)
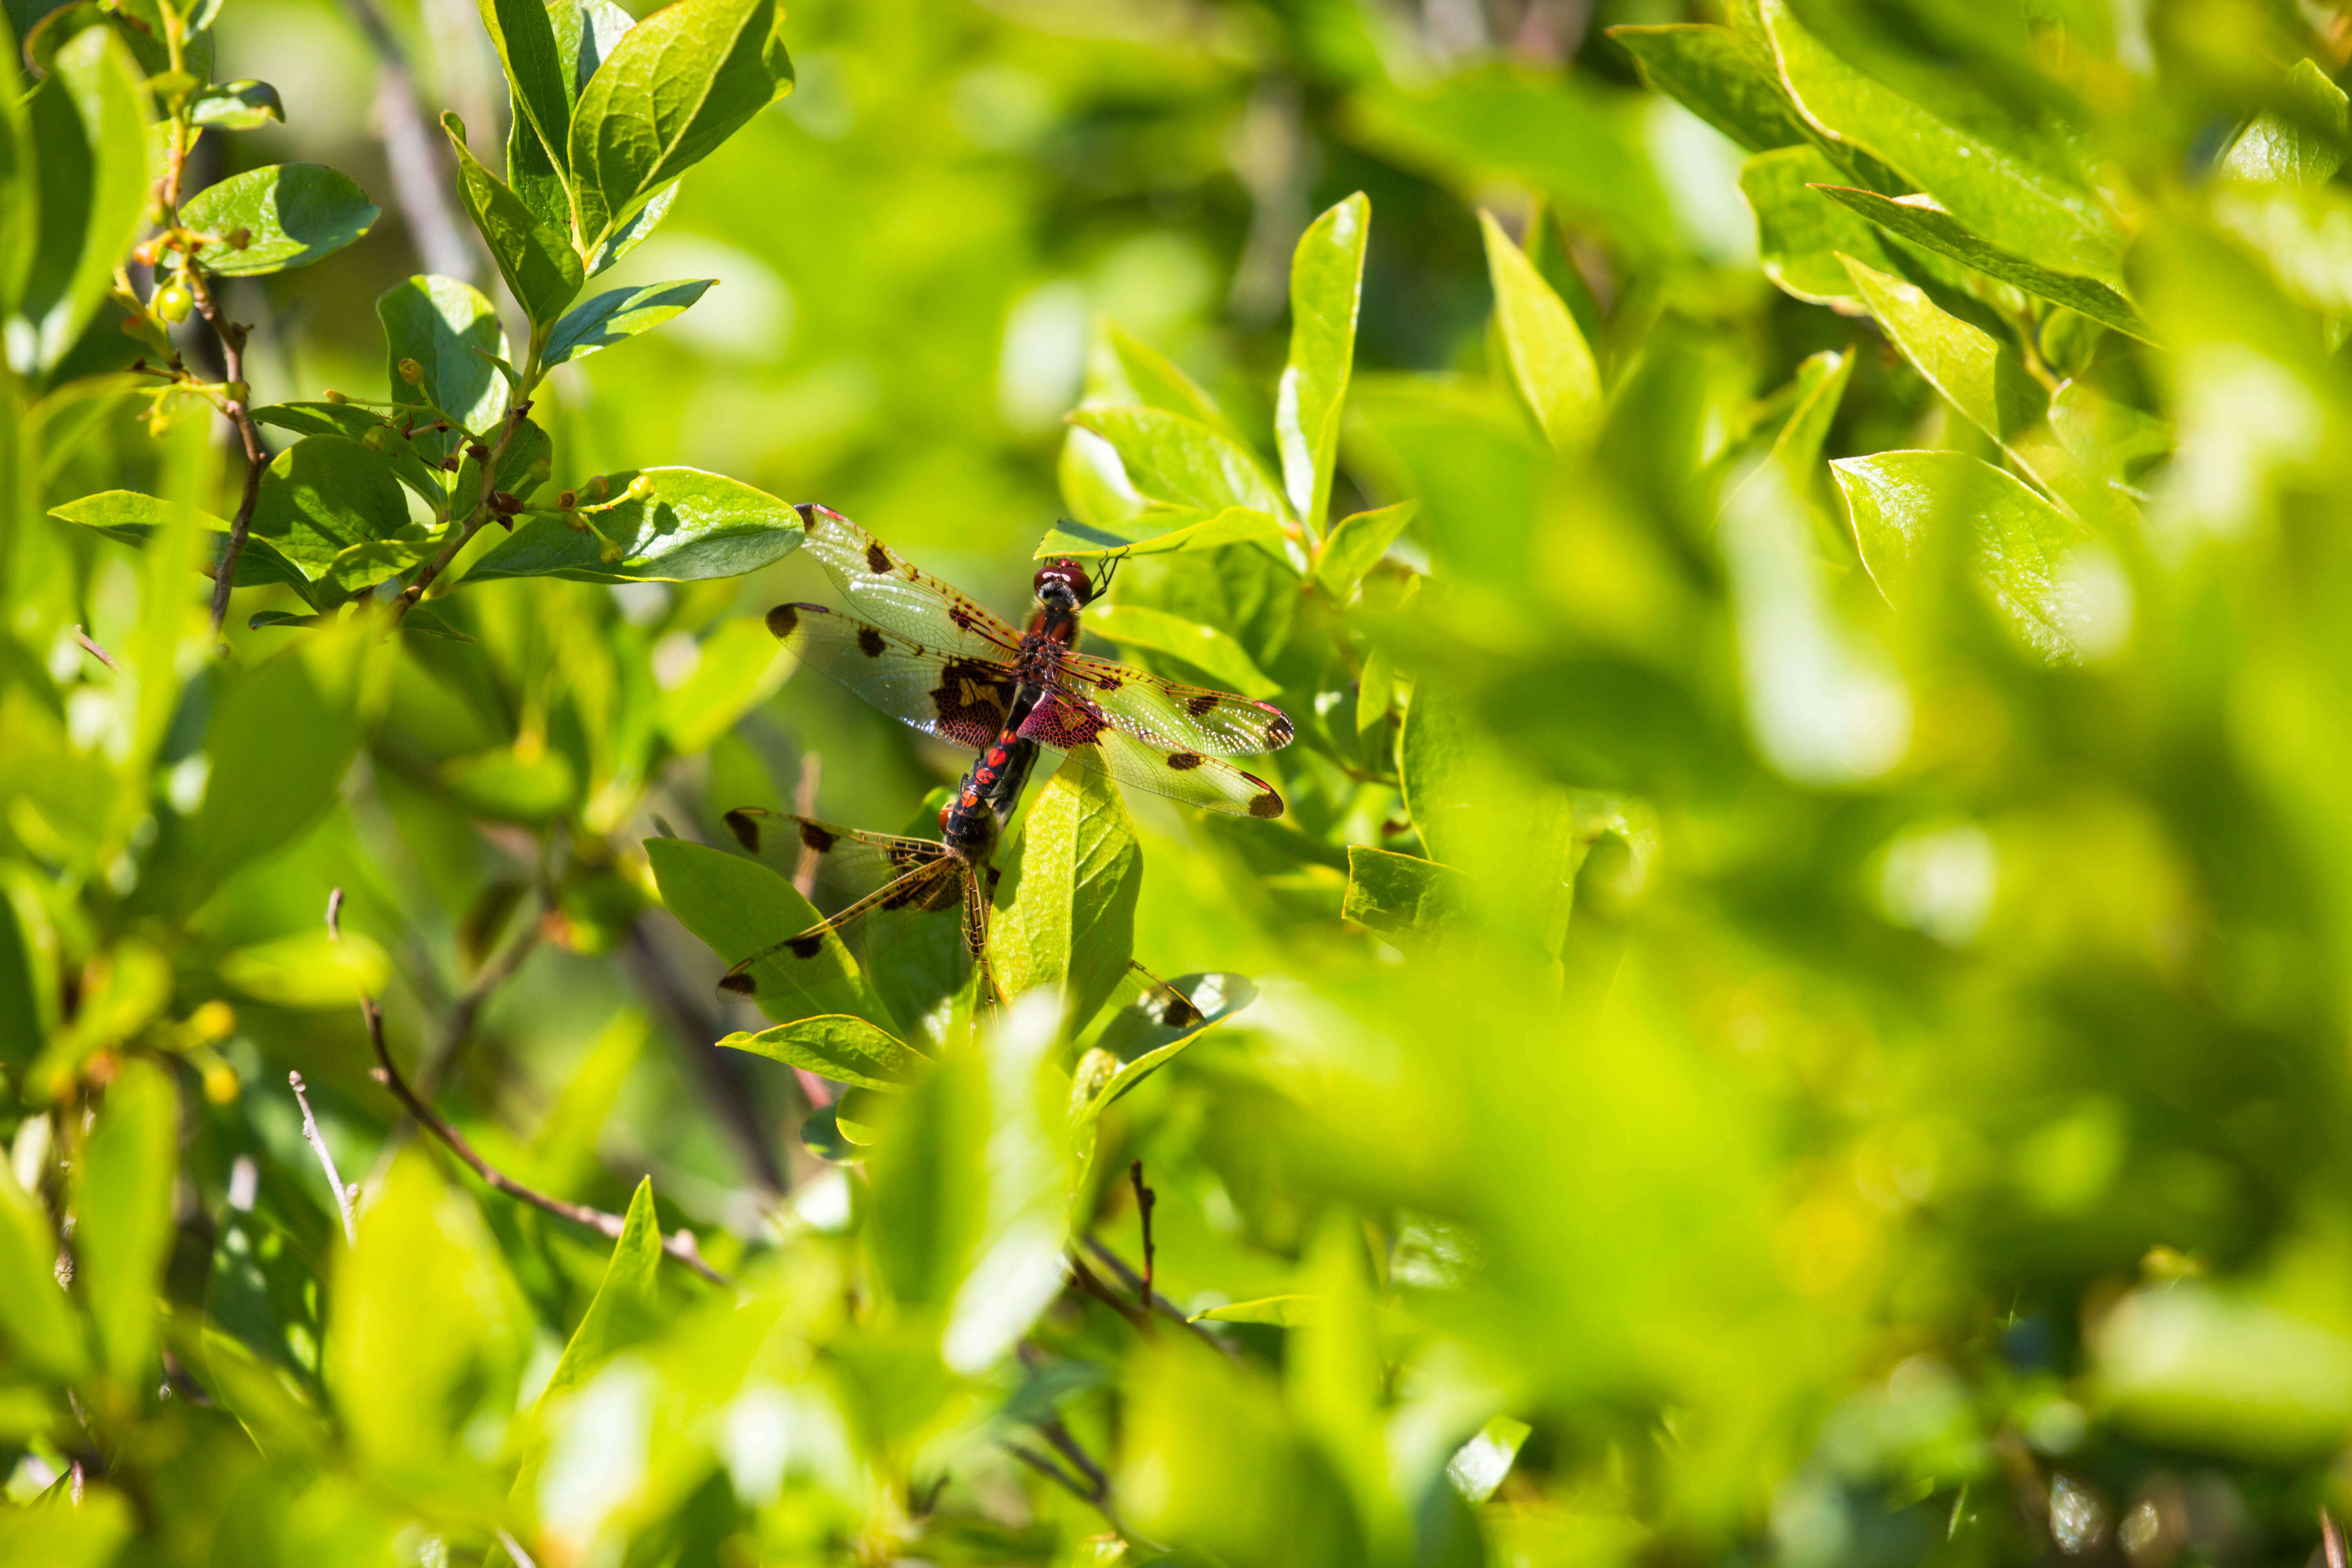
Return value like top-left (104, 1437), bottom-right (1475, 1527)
top-left (327, 889), bottom-right (727, 1284)
top-left (189, 268), bottom-right (270, 641)
top-left (288, 1071), bottom-right (357, 1245)
top-left (1128, 1160), bottom-right (1155, 1310)
top-left (2323, 1510), bottom-right (2345, 1568)
top-left (331, 0), bottom-right (477, 281)
top-left (496, 1528), bottom-right (539, 1568)
top-left (1082, 1234), bottom-right (1241, 1361)
top-left (1065, 1249), bottom-right (1151, 1331)
top-left (73, 628), bottom-right (118, 672)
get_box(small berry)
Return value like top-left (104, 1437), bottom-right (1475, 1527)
top-left (153, 283), bottom-right (193, 323)
top-left (398, 357), bottom-right (424, 385)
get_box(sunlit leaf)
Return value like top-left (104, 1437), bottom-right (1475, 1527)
top-left (466, 467), bottom-right (802, 584)
top-left (1276, 192), bottom-right (1369, 532)
top-left (719, 1013), bottom-right (930, 1092)
top-left (74, 1058), bottom-right (177, 1382)
top-left (441, 112), bottom-right (582, 325)
top-left (178, 164), bottom-right (379, 278)
top-left (543, 278), bottom-right (713, 366)
top-left (1479, 211), bottom-right (1600, 449)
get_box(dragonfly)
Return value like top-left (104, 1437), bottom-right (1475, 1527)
top-left (764, 503), bottom-right (1294, 819)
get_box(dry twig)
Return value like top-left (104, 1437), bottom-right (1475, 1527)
top-left (288, 1071), bottom-right (357, 1245)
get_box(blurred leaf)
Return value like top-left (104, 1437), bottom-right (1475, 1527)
top-left (1832, 448), bottom-right (2120, 662)
top-left (466, 467), bottom-right (802, 584)
top-left (643, 835), bottom-right (896, 1031)
top-left (1480, 210), bottom-right (1600, 450)
top-left (2209, 182), bottom-right (2352, 316)
top-left (325, 1151), bottom-right (532, 1509)
top-left (2221, 58), bottom-right (2348, 183)
top-left (1291, 1216), bottom-right (1399, 1557)
top-left (441, 112), bottom-right (582, 326)
top-left (187, 79), bottom-right (283, 129)
top-left (378, 274), bottom-right (509, 452)
top-left (1740, 146), bottom-right (1894, 309)
top-left (1192, 1295), bottom-right (1324, 1326)
top-left (0, 11), bottom-right (32, 314)
top-left (543, 278), bottom-right (714, 367)
top-left (990, 764), bottom-right (1140, 1027)
top-left (50, 488), bottom-right (232, 539)
top-left (1756, 0), bottom-right (2123, 283)
top-left (656, 615), bottom-right (788, 752)
top-left (1839, 254), bottom-right (2046, 447)
top-left (1399, 695), bottom-right (1475, 867)
top-left (531, 1011), bottom-right (646, 1193)
top-left (172, 639), bottom-right (365, 903)
top-left (719, 1013), bottom-right (928, 1092)
top-left (0, 1157), bottom-right (88, 1380)
top-left (25, 941), bottom-right (171, 1099)
top-left (1815, 185), bottom-right (2157, 342)
top-left (942, 996), bottom-right (1074, 1374)
top-left (440, 744), bottom-right (579, 823)
top-left (1033, 505), bottom-right (1286, 562)
top-left (2094, 1283), bottom-right (2352, 1460)
top-left (1277, 192), bottom-right (1369, 532)
top-left (1068, 407), bottom-right (1289, 520)
top-left (218, 927), bottom-right (391, 1007)
top-left (1312, 501), bottom-right (1414, 601)
top-left (162, 1306), bottom-right (328, 1461)
top-left (0, 1485), bottom-right (134, 1566)
top-left (1608, 24), bottom-right (1812, 152)
top-left (535, 1178), bottom-right (664, 1410)
top-left (74, 1058), bottom-right (176, 1383)
top-left (567, 0), bottom-right (786, 258)
top-left (18, 26), bottom-right (149, 370)
top-left (866, 1044), bottom-right (985, 1310)
top-left (1083, 602), bottom-right (1280, 698)
top-left (1091, 316), bottom-right (1252, 450)
top-left (178, 164), bottom-right (379, 278)
top-left (1343, 846), bottom-right (1470, 947)
top-left (1446, 1416), bottom-right (1531, 1503)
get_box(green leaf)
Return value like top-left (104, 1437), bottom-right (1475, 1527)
top-left (1090, 316), bottom-right (1254, 451)
top-left (567, 0), bottom-right (786, 258)
top-left (643, 835), bottom-right (896, 1031)
top-left (219, 928), bottom-right (391, 1007)
top-left (990, 764), bottom-right (1141, 1027)
top-left (1479, 210), bottom-right (1600, 450)
top-left (719, 1014), bottom-right (929, 1092)
top-left (655, 614), bottom-right (788, 753)
top-left (248, 435), bottom-right (415, 579)
top-left (1813, 185), bottom-right (2158, 344)
top-left (1831, 449), bottom-right (2123, 663)
top-left (171, 641), bottom-right (363, 902)
top-left (2221, 58), bottom-right (2348, 185)
top-left (1740, 145), bottom-right (1896, 309)
top-left (1607, 24), bottom-right (1812, 152)
top-left (0, 1159), bottom-right (87, 1380)
top-left (161, 1307), bottom-right (328, 1461)
top-left (51, 489), bottom-right (232, 538)
top-left (74, 1058), bottom-right (177, 1382)
top-left (2210, 182), bottom-right (2352, 318)
top-left (1343, 846), bottom-right (1471, 947)
top-left (0, 1484), bottom-right (134, 1567)
top-left (543, 277), bottom-right (713, 366)
top-left (1082, 602), bottom-right (1280, 698)
top-left (178, 164), bottom-right (380, 278)
top-left (18, 26), bottom-right (150, 371)
top-left (249, 401), bottom-right (451, 503)
top-left (440, 112), bottom-right (581, 325)
top-left (479, 0), bottom-right (617, 185)
top-left (1755, 0), bottom-right (2123, 285)
top-left (1276, 192), bottom-right (1369, 533)
top-left (1447, 1416), bottom-right (1533, 1504)
top-left (866, 1046), bottom-right (985, 1309)
top-left (465, 466), bottom-right (803, 584)
top-left (534, 1178), bottom-right (664, 1411)
top-left (439, 744), bottom-right (579, 823)
top-left (2093, 1283), bottom-right (2352, 1461)
top-left (25, 942), bottom-right (172, 1100)
top-left (377, 274), bottom-right (510, 452)
top-left (1067, 407), bottom-right (1288, 519)
top-left (1072, 971), bottom-right (1254, 1123)
top-left (187, 79), bottom-right (284, 130)
top-left (1032, 505), bottom-right (1287, 562)
top-left (0, 12), bottom-right (36, 314)
top-left (1838, 254), bottom-right (2045, 447)
top-left (1192, 1294), bottom-right (1323, 1327)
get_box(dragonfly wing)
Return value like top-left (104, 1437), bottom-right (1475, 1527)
top-left (766, 602), bottom-right (1016, 750)
top-left (719, 858), bottom-right (963, 997)
top-left (794, 504), bottom-right (1026, 661)
top-left (1018, 691), bottom-right (1284, 817)
top-left (1058, 651), bottom-right (1294, 756)
top-left (723, 808), bottom-right (946, 900)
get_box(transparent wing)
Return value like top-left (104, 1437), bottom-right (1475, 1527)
top-left (1019, 692), bottom-right (1285, 817)
top-left (719, 857), bottom-right (965, 997)
top-left (765, 602), bottom-right (1016, 751)
top-left (1056, 650), bottom-right (1294, 756)
top-left (1074, 968), bottom-right (1258, 1115)
top-left (794, 503), bottom-right (1026, 661)
top-left (723, 809), bottom-right (945, 901)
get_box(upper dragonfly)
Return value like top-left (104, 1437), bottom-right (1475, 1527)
top-left (765, 504), bottom-right (1293, 818)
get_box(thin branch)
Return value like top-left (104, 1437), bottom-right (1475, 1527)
top-left (1066, 1248), bottom-right (1150, 1330)
top-left (73, 628), bottom-right (118, 672)
top-left (496, 1528), bottom-right (539, 1568)
top-left (1082, 1234), bottom-right (1241, 1361)
top-left (1128, 1160), bottom-right (1156, 1310)
top-left (327, 889), bottom-right (728, 1285)
top-left (287, 1071), bottom-right (357, 1245)
top-left (2323, 1510), bottom-right (2345, 1568)
top-left (189, 268), bottom-right (269, 641)
top-left (414, 913), bottom-right (541, 1099)
top-left (331, 0), bottom-right (477, 282)
top-left (393, 396), bottom-right (533, 616)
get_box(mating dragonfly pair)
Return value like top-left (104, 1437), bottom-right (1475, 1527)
top-left (716, 504), bottom-right (1294, 1020)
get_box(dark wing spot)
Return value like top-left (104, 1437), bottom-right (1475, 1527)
top-left (1186, 693), bottom-right (1218, 717)
top-left (725, 810), bottom-right (760, 850)
top-left (793, 502), bottom-right (816, 526)
top-left (864, 542), bottom-right (891, 573)
top-left (1167, 752), bottom-right (1204, 771)
top-left (857, 626), bottom-right (887, 658)
top-left (1248, 785), bottom-right (1284, 819)
top-left (786, 935), bottom-right (825, 960)
top-left (929, 655), bottom-right (1014, 749)
top-left (718, 971), bottom-right (756, 996)
top-left (1095, 670), bottom-right (1123, 691)
top-left (1263, 709), bottom-right (1295, 747)
top-left (1161, 996), bottom-right (1204, 1029)
top-left (950, 605), bottom-right (975, 630)
top-left (1019, 692), bottom-right (1108, 749)
top-left (765, 604), bottom-right (799, 638)
top-left (797, 821), bottom-right (836, 854)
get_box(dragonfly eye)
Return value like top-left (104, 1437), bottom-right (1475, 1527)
top-left (1033, 559), bottom-right (1089, 610)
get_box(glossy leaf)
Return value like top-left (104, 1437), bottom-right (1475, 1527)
top-left (1479, 210), bottom-right (1600, 449)
top-left (1343, 846), bottom-right (1470, 947)
top-left (18, 26), bottom-right (150, 370)
top-left (2221, 58), bottom-right (2348, 185)
top-left (1276, 192), bottom-right (1369, 533)
top-left (719, 1014), bottom-right (930, 1092)
top-left (534, 1179), bottom-right (664, 1411)
top-left (188, 79), bottom-right (284, 129)
top-left (1083, 602), bottom-right (1280, 698)
top-left (1312, 501), bottom-right (1415, 599)
top-left (543, 277), bottom-right (714, 367)
top-left (441, 113), bottom-right (582, 325)
top-left (1607, 23), bottom-right (1812, 152)
top-left (1193, 1295), bottom-right (1323, 1327)
top-left (990, 764), bottom-right (1140, 1028)
top-left (179, 164), bottom-right (380, 278)
top-left (51, 489), bottom-right (232, 537)
top-left (75, 1058), bottom-right (177, 1382)
top-left (466, 466), bottom-right (802, 583)
top-left (247, 436), bottom-right (414, 579)
top-left (1839, 254), bottom-right (2045, 446)
top-left (1032, 505), bottom-right (1286, 562)
top-left (643, 835), bottom-right (895, 1031)
top-left (1740, 145), bottom-right (1893, 309)
top-left (1068, 407), bottom-right (1289, 520)
top-left (1815, 185), bottom-right (2158, 343)
top-left (378, 274), bottom-right (509, 454)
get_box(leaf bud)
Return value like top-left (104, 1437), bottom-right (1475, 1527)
top-left (556, 490), bottom-right (577, 509)
top-left (398, 357), bottom-right (424, 385)
top-left (623, 473), bottom-right (655, 502)
top-left (324, 388), bottom-right (347, 403)
top-left (583, 475), bottom-right (610, 501)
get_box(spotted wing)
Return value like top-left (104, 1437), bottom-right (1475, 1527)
top-left (765, 602), bottom-right (1016, 751)
top-left (723, 809), bottom-right (947, 901)
top-left (1018, 691), bottom-right (1284, 817)
top-left (1054, 651), bottom-right (1294, 757)
top-left (1073, 968), bottom-right (1257, 1116)
top-left (719, 857), bottom-right (966, 997)
top-left (793, 503), bottom-right (1026, 662)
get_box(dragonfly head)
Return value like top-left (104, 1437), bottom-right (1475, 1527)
top-left (1033, 557), bottom-right (1091, 614)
